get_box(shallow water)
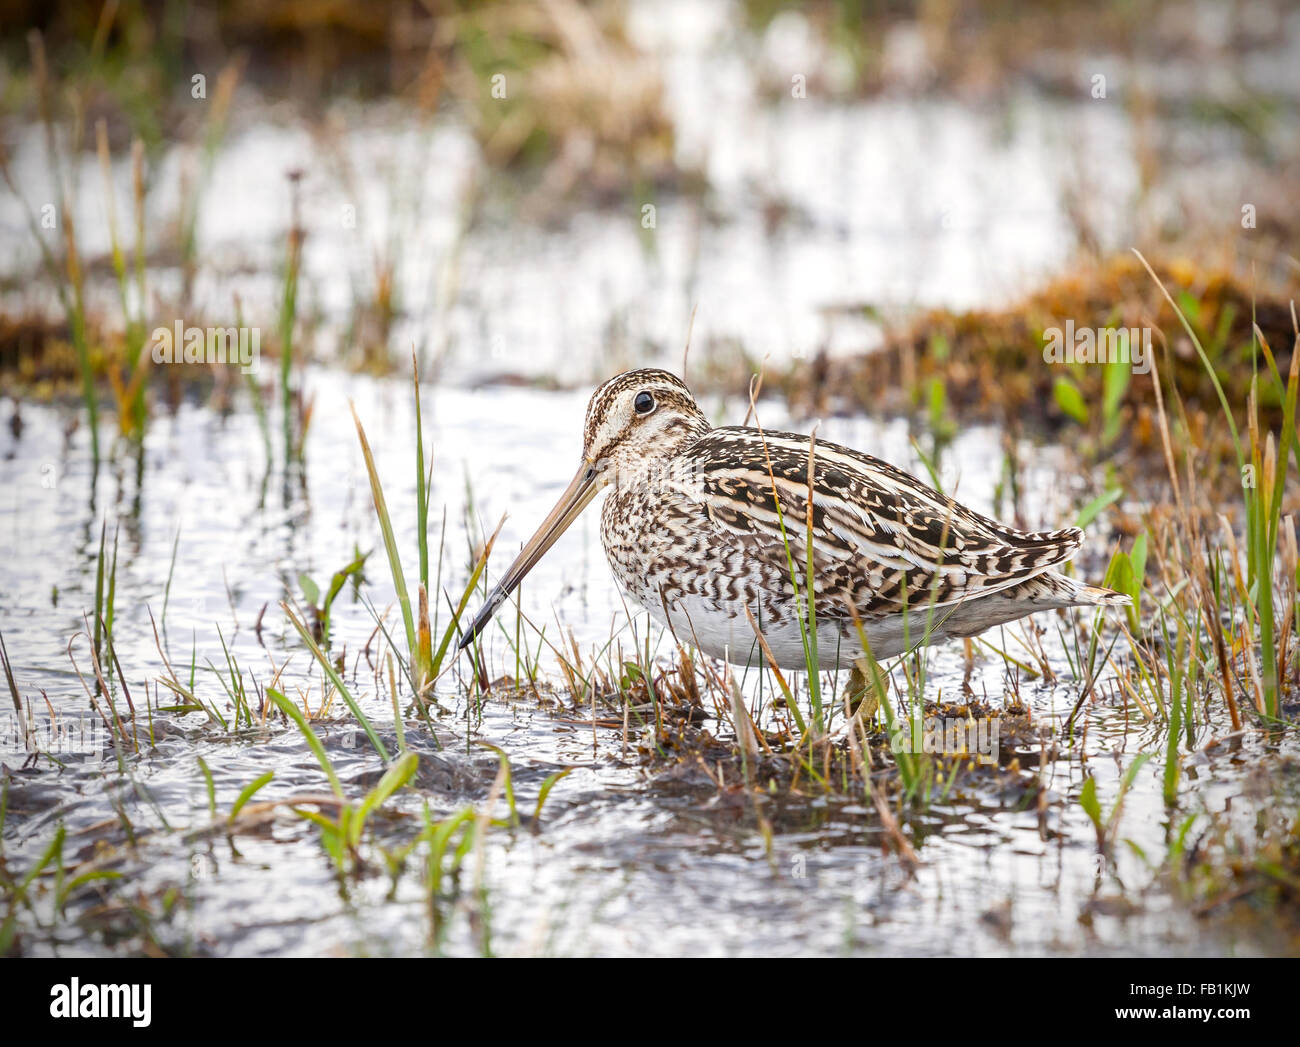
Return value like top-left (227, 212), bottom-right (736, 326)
top-left (2, 374), bottom-right (1296, 957)
top-left (0, 3), bottom-right (1165, 386)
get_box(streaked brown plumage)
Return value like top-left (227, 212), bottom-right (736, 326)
top-left (461, 368), bottom-right (1127, 668)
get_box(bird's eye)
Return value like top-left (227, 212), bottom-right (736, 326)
top-left (634, 391), bottom-right (655, 415)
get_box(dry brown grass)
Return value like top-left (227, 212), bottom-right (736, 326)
top-left (773, 253), bottom-right (1298, 455)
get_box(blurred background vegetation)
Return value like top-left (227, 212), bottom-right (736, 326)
top-left (0, 0), bottom-right (1296, 450)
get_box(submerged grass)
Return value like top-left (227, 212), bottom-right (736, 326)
top-left (349, 368), bottom-right (500, 705)
top-left (781, 253), bottom-right (1298, 471)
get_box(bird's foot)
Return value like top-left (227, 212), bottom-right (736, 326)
top-left (843, 658), bottom-right (881, 721)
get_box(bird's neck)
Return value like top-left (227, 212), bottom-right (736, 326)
top-left (608, 414), bottom-right (710, 493)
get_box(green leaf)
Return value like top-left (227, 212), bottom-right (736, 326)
top-left (1104, 546), bottom-right (1131, 586)
top-left (1126, 533), bottom-right (1147, 628)
top-left (1075, 487), bottom-right (1123, 529)
top-left (58, 869), bottom-right (123, 909)
top-left (352, 751), bottom-right (419, 847)
top-left (1102, 353), bottom-right (1131, 444)
top-left (1122, 839), bottom-right (1148, 865)
top-left (620, 662), bottom-right (644, 689)
top-left (21, 823), bottom-right (65, 892)
top-left (1168, 813), bottom-right (1198, 867)
top-left (299, 573), bottom-right (320, 607)
top-left (323, 554), bottom-right (368, 617)
top-left (197, 756), bottom-right (216, 819)
top-left (1079, 776), bottom-right (1102, 831)
top-left (1129, 533), bottom-right (1147, 591)
top-left (476, 742), bottom-right (518, 828)
top-left (267, 688), bottom-right (344, 798)
top-left (350, 403), bottom-right (418, 670)
top-left (293, 807), bottom-right (341, 835)
top-left (1103, 354), bottom-right (1130, 410)
top-left (1053, 376), bottom-right (1089, 424)
top-left (533, 767), bottom-right (574, 827)
top-left (927, 377), bottom-right (947, 422)
top-left (320, 828), bottom-right (345, 866)
top-left (281, 603), bottom-right (389, 761)
top-left (229, 771), bottom-right (275, 822)
top-left (1103, 546), bottom-right (1141, 633)
top-left (1112, 753), bottom-right (1152, 828)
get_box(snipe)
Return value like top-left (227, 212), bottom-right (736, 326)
top-left (460, 368), bottom-right (1126, 669)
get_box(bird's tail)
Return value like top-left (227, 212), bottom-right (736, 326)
top-left (1072, 582), bottom-right (1131, 607)
top-left (1016, 571), bottom-right (1131, 609)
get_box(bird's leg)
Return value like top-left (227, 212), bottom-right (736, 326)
top-left (843, 657), bottom-right (880, 721)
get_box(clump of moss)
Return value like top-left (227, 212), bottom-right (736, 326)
top-left (774, 253), bottom-right (1297, 460)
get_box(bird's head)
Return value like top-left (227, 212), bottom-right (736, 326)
top-left (459, 368), bottom-right (708, 650)
top-left (581, 368), bottom-right (710, 473)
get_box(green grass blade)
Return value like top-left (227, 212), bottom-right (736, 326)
top-left (350, 401), bottom-right (419, 671)
top-left (352, 750), bottom-right (418, 846)
top-left (282, 601), bottom-right (389, 760)
top-left (266, 687), bottom-right (343, 799)
top-left (229, 771), bottom-right (274, 822)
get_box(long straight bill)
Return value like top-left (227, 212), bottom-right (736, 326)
top-left (458, 460), bottom-right (602, 650)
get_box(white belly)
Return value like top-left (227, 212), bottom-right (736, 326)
top-left (636, 586), bottom-right (1083, 669)
top-left (635, 592), bottom-right (933, 670)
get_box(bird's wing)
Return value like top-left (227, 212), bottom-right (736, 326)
top-left (686, 427), bottom-right (1083, 620)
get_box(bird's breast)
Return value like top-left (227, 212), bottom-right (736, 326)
top-left (599, 474), bottom-right (794, 625)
